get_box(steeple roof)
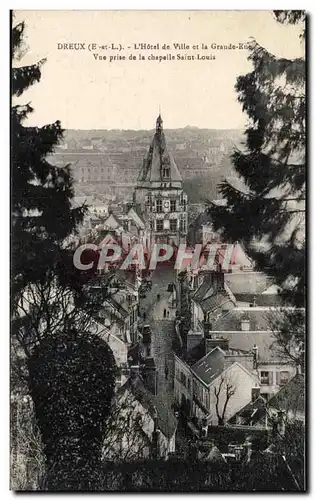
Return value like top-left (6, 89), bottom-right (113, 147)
top-left (138, 115), bottom-right (182, 183)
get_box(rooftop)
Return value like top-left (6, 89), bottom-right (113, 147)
top-left (191, 346), bottom-right (225, 386)
top-left (224, 272), bottom-right (274, 295)
top-left (192, 272), bottom-right (236, 314)
top-left (229, 396), bottom-right (267, 426)
top-left (268, 373), bottom-right (305, 414)
top-left (137, 115), bottom-right (183, 184)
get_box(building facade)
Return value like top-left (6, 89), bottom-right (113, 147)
top-left (134, 115), bottom-right (188, 247)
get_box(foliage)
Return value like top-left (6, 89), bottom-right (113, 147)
top-left (268, 307), bottom-right (305, 368)
top-left (11, 18), bottom-right (119, 491)
top-left (11, 19), bottom-right (87, 307)
top-left (27, 330), bottom-right (117, 490)
top-left (10, 395), bottom-right (46, 491)
top-left (102, 391), bottom-right (153, 463)
top-left (208, 13), bottom-right (305, 308)
top-left (274, 10), bottom-right (306, 38)
top-left (234, 420), bottom-right (305, 491)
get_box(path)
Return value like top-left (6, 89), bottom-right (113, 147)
top-left (139, 267), bottom-right (177, 408)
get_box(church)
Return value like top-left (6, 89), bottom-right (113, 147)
top-left (134, 115), bottom-right (188, 248)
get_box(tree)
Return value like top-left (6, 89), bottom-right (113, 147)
top-left (207, 11), bottom-right (306, 375)
top-left (11, 17), bottom-right (117, 490)
top-left (213, 374), bottom-right (236, 426)
top-left (268, 308), bottom-right (305, 371)
top-left (11, 18), bottom-right (87, 306)
top-left (10, 394), bottom-right (46, 491)
top-left (27, 331), bottom-right (116, 491)
top-left (102, 391), bottom-right (153, 463)
top-left (208, 11), bottom-right (305, 308)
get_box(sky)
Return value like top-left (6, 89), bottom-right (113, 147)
top-left (13, 10), bottom-right (304, 130)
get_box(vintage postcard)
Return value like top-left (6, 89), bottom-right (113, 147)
top-left (11, 10), bottom-right (306, 491)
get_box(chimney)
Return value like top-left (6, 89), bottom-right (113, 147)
top-left (251, 387), bottom-right (260, 402)
top-left (187, 330), bottom-right (204, 351)
top-left (252, 344), bottom-right (258, 370)
top-left (209, 266), bottom-right (224, 292)
top-left (241, 314), bottom-right (250, 331)
top-left (203, 318), bottom-right (212, 339)
top-left (130, 365), bottom-right (140, 379)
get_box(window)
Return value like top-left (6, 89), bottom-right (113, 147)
top-left (180, 194), bottom-right (187, 211)
top-left (156, 219), bottom-right (163, 232)
top-left (260, 371), bottom-right (273, 385)
top-left (150, 220), bottom-right (154, 230)
top-left (156, 199), bottom-right (163, 213)
top-left (187, 379), bottom-right (191, 391)
top-left (170, 199), bottom-right (177, 212)
top-left (146, 195), bottom-right (152, 211)
top-left (278, 371), bottom-right (290, 386)
top-left (180, 217), bottom-right (187, 233)
top-left (170, 219), bottom-right (177, 232)
top-left (163, 168), bottom-right (170, 178)
top-left (180, 372), bottom-right (187, 387)
top-left (204, 390), bottom-right (210, 408)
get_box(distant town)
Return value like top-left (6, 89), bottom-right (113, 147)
top-left (43, 115), bottom-right (303, 475)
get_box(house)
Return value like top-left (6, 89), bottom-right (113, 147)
top-left (191, 270), bottom-right (236, 332)
top-left (100, 208), bottom-right (149, 252)
top-left (224, 271), bottom-right (282, 306)
top-left (91, 271), bottom-right (140, 345)
top-left (229, 374), bottom-right (305, 430)
top-left (103, 374), bottom-right (177, 462)
top-left (181, 269), bottom-right (299, 401)
top-left (99, 294), bottom-right (138, 344)
top-left (91, 319), bottom-right (130, 387)
top-left (174, 345), bottom-right (260, 427)
top-left (191, 347), bottom-right (260, 426)
top-left (174, 352), bottom-right (194, 415)
top-left (209, 306), bottom-right (298, 399)
top-left (92, 319), bottom-right (128, 368)
top-left (228, 396), bottom-right (268, 427)
top-left (200, 241), bottom-right (253, 272)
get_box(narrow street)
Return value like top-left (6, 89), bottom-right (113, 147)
top-left (139, 267), bottom-right (177, 408)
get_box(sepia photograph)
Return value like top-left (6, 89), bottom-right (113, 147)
top-left (10, 9), bottom-right (306, 491)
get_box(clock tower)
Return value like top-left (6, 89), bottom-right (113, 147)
top-left (134, 115), bottom-right (188, 248)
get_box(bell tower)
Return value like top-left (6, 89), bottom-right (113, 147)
top-left (134, 115), bottom-right (188, 248)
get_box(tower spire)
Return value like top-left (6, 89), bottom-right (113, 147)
top-left (156, 111), bottom-right (163, 132)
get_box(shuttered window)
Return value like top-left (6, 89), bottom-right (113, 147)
top-left (260, 371), bottom-right (272, 385)
top-left (277, 371), bottom-right (290, 386)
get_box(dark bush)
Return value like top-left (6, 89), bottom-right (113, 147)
top-left (28, 330), bottom-right (117, 490)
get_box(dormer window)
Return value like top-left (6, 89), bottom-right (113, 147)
top-left (163, 168), bottom-right (170, 179)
